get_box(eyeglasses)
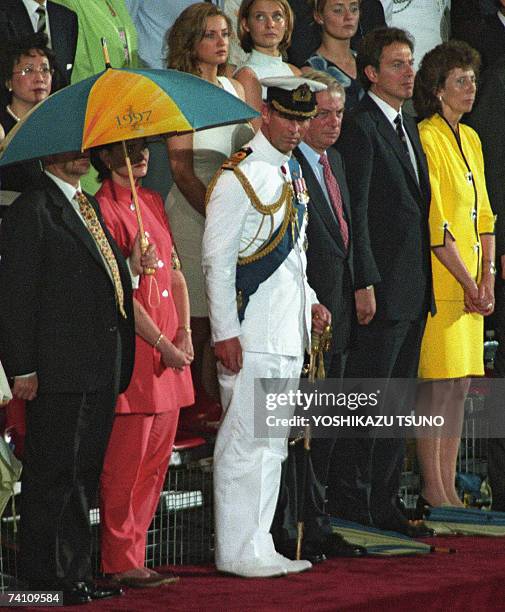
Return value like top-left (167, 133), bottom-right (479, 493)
top-left (12, 65), bottom-right (54, 78)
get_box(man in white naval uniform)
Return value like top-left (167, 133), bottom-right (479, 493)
top-left (203, 77), bottom-right (331, 578)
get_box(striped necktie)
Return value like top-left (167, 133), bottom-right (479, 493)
top-left (319, 153), bottom-right (349, 250)
top-left (36, 6), bottom-right (47, 35)
top-left (75, 191), bottom-right (127, 318)
top-left (394, 114), bottom-right (410, 154)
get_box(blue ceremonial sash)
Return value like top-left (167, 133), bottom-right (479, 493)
top-left (236, 157), bottom-right (306, 323)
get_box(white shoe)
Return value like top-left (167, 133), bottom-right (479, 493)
top-left (274, 552), bottom-right (312, 574)
top-left (217, 559), bottom-right (288, 578)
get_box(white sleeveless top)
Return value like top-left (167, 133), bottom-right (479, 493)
top-left (237, 49), bottom-right (295, 99)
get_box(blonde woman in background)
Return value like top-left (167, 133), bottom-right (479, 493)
top-left (166, 3), bottom-right (253, 426)
top-left (235, 0), bottom-right (300, 129)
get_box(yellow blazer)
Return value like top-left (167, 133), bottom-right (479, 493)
top-left (419, 113), bottom-right (495, 301)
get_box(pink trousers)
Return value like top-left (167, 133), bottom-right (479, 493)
top-left (100, 410), bottom-right (179, 573)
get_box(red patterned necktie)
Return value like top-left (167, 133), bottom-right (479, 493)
top-left (319, 153), bottom-right (349, 250)
top-left (75, 191), bottom-right (127, 318)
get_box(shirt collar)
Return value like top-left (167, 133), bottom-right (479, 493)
top-left (254, 129), bottom-right (291, 166)
top-left (44, 170), bottom-right (80, 203)
top-left (23, 0), bottom-right (46, 17)
top-left (298, 141), bottom-right (324, 167)
top-left (368, 90), bottom-right (404, 126)
top-left (498, 11), bottom-right (505, 29)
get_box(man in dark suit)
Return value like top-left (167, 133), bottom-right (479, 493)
top-left (272, 72), bottom-right (365, 562)
top-left (0, 0), bottom-right (77, 86)
top-left (466, 55), bottom-right (505, 511)
top-left (0, 151), bottom-right (140, 604)
top-left (333, 27), bottom-right (434, 536)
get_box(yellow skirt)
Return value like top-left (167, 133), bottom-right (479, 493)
top-left (418, 301), bottom-right (484, 379)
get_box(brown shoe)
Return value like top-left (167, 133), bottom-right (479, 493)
top-left (113, 568), bottom-right (179, 588)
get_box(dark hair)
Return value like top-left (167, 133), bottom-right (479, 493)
top-left (413, 40), bottom-right (481, 119)
top-left (238, 0), bottom-right (294, 54)
top-left (356, 27), bottom-right (414, 90)
top-left (166, 2), bottom-right (232, 76)
top-left (0, 32), bottom-right (57, 88)
top-left (90, 145), bottom-right (113, 182)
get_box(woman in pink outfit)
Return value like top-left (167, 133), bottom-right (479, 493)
top-left (92, 138), bottom-right (194, 587)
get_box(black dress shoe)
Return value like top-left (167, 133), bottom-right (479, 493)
top-left (415, 494), bottom-right (433, 519)
top-left (276, 540), bottom-right (326, 564)
top-left (373, 511), bottom-right (434, 538)
top-left (321, 534), bottom-right (367, 558)
top-left (62, 582), bottom-right (92, 606)
top-left (87, 582), bottom-right (123, 600)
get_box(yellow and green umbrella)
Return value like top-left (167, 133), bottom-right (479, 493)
top-left (0, 67), bottom-right (258, 166)
top-left (0, 67), bottom-right (257, 264)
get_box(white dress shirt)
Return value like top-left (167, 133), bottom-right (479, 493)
top-left (368, 91), bottom-right (420, 184)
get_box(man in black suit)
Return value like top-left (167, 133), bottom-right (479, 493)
top-left (472, 0), bottom-right (505, 70)
top-left (333, 27), bottom-right (434, 536)
top-left (466, 55), bottom-right (505, 511)
top-left (272, 72), bottom-right (365, 562)
top-left (0, 151), bottom-right (140, 604)
top-left (0, 0), bottom-right (77, 86)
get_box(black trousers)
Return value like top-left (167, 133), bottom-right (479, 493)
top-left (327, 318), bottom-right (426, 525)
top-left (487, 280), bottom-right (505, 511)
top-left (272, 350), bottom-right (348, 549)
top-left (20, 385), bottom-right (117, 587)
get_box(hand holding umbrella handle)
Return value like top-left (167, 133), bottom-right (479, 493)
top-left (121, 141), bottom-right (156, 275)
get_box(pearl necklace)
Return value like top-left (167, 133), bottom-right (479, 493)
top-left (6, 105), bottom-right (21, 123)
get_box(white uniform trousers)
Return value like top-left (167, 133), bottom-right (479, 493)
top-left (214, 350), bottom-right (303, 567)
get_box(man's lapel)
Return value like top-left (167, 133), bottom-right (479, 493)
top-left (294, 147), bottom-right (346, 252)
top-left (43, 175), bottom-right (111, 275)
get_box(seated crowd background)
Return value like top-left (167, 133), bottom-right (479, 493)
top-left (0, 0), bottom-right (505, 601)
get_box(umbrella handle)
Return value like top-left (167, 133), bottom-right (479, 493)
top-left (121, 141), bottom-right (156, 275)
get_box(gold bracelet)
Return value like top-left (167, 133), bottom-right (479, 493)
top-left (153, 333), bottom-right (164, 349)
top-left (177, 325), bottom-right (192, 333)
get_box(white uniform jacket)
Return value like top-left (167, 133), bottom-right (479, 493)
top-left (203, 130), bottom-right (318, 357)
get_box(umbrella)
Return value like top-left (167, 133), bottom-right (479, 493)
top-left (425, 506), bottom-right (505, 536)
top-left (0, 362), bottom-right (12, 406)
top-left (0, 437), bottom-right (22, 521)
top-left (0, 66), bottom-right (258, 266)
top-left (0, 67), bottom-right (258, 166)
top-left (329, 517), bottom-right (447, 556)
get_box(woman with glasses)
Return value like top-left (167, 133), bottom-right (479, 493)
top-left (413, 41), bottom-right (495, 512)
top-left (91, 137), bottom-right (194, 588)
top-left (0, 32), bottom-right (56, 192)
top-left (302, 0), bottom-right (364, 110)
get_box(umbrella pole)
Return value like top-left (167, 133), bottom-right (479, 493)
top-left (296, 424), bottom-right (311, 561)
top-left (121, 140), bottom-right (155, 275)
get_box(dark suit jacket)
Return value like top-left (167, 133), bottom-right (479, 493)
top-left (336, 93), bottom-right (434, 321)
top-left (471, 14), bottom-right (505, 71)
top-left (0, 0), bottom-right (78, 86)
top-left (0, 173), bottom-right (135, 394)
top-left (466, 56), bottom-right (505, 262)
top-left (294, 145), bottom-right (354, 353)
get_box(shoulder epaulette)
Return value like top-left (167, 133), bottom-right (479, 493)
top-left (221, 147), bottom-right (253, 170)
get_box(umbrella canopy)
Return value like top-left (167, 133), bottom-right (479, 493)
top-left (425, 506), bottom-right (505, 536)
top-left (330, 517), bottom-right (432, 556)
top-left (0, 437), bottom-right (22, 518)
top-left (0, 68), bottom-right (258, 167)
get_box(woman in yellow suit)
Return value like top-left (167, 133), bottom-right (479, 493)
top-left (413, 41), bottom-right (495, 511)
